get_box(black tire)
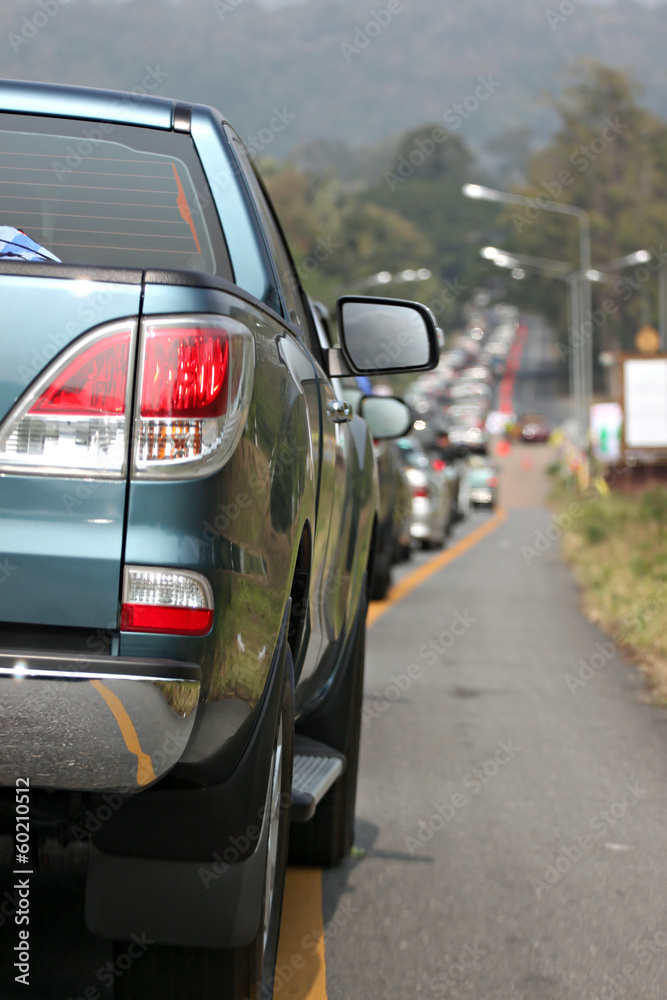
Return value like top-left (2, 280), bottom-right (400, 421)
top-left (369, 535), bottom-right (391, 600)
top-left (289, 593), bottom-right (366, 867)
top-left (395, 539), bottom-right (412, 563)
top-left (114, 654), bottom-right (295, 1000)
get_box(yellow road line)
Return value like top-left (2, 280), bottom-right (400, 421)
top-left (277, 868), bottom-right (328, 998)
top-left (89, 679), bottom-right (157, 787)
top-left (279, 511), bottom-right (509, 998)
top-left (368, 507), bottom-right (508, 628)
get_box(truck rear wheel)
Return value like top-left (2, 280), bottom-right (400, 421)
top-left (114, 654), bottom-right (294, 1000)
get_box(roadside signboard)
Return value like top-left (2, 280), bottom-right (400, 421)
top-left (590, 402), bottom-right (623, 461)
top-left (621, 355), bottom-right (667, 451)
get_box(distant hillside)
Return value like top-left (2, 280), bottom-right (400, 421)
top-left (3, 0), bottom-right (667, 158)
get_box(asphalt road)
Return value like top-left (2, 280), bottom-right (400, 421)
top-left (316, 325), bottom-right (667, 999)
top-left (318, 474), bottom-right (667, 999)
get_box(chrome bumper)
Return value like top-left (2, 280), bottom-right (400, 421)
top-left (0, 651), bottom-right (201, 792)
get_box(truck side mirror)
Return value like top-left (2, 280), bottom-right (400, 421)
top-left (335, 296), bottom-right (439, 376)
top-left (359, 396), bottom-right (413, 440)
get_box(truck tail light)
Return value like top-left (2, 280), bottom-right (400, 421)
top-left (121, 566), bottom-right (214, 636)
top-left (133, 315), bottom-right (254, 479)
top-left (0, 321), bottom-right (135, 477)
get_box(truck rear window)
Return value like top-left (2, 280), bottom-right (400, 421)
top-left (0, 113), bottom-right (231, 276)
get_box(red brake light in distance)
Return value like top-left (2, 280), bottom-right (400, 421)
top-left (412, 485), bottom-right (430, 498)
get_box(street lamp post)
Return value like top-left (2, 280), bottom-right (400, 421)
top-left (464, 183), bottom-right (592, 447)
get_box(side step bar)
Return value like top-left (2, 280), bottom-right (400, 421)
top-left (291, 735), bottom-right (346, 823)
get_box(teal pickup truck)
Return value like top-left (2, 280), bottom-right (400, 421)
top-left (0, 81), bottom-right (438, 999)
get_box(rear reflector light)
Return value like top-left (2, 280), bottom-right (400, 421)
top-left (432, 459), bottom-right (446, 472)
top-left (412, 485), bottom-right (430, 498)
top-left (488, 476), bottom-right (498, 488)
top-left (0, 321), bottom-right (135, 477)
top-left (133, 315), bottom-right (253, 479)
top-left (121, 567), bottom-right (214, 636)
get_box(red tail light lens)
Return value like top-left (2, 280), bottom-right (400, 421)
top-left (121, 604), bottom-right (214, 636)
top-left (133, 315), bottom-right (254, 480)
top-left (121, 566), bottom-right (214, 636)
top-left (412, 485), bottom-right (430, 498)
top-left (488, 476), bottom-right (498, 488)
top-left (30, 331), bottom-right (130, 417)
top-left (0, 321), bottom-right (135, 477)
top-left (432, 459), bottom-right (446, 472)
top-left (140, 326), bottom-right (229, 419)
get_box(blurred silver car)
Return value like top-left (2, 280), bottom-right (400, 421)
top-left (448, 423), bottom-right (489, 455)
top-left (468, 455), bottom-right (499, 508)
top-left (396, 438), bottom-right (452, 549)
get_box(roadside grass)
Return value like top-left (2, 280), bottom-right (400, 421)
top-left (552, 478), bottom-right (667, 702)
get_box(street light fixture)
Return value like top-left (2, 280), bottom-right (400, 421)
top-left (482, 246), bottom-right (572, 276)
top-left (334, 268), bottom-right (432, 294)
top-left (480, 242), bottom-right (655, 434)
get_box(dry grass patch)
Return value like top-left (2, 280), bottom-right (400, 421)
top-left (556, 485), bottom-right (667, 702)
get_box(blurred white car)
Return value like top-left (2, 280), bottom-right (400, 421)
top-left (396, 438), bottom-right (452, 549)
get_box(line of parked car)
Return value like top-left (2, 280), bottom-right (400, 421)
top-left (333, 309), bottom-right (516, 599)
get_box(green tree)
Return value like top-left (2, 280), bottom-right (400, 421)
top-left (493, 63), bottom-right (667, 357)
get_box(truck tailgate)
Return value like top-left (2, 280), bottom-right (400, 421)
top-left (0, 268), bottom-right (141, 629)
